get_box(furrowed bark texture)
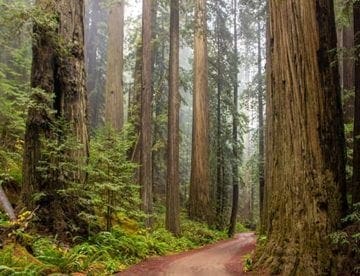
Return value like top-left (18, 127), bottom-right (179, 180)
top-left (353, 1), bottom-right (360, 204)
top-left (21, 0), bottom-right (89, 235)
top-left (105, 1), bottom-right (125, 131)
top-left (189, 0), bottom-right (210, 222)
top-left (257, 0), bottom-right (347, 274)
top-left (140, 0), bottom-right (153, 227)
top-left (166, 0), bottom-right (181, 236)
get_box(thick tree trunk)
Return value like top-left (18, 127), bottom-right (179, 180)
top-left (105, 1), bottom-right (125, 131)
top-left (166, 0), bottom-right (181, 236)
top-left (189, 0), bottom-right (210, 222)
top-left (21, 0), bottom-right (89, 236)
top-left (353, 1), bottom-right (360, 204)
top-left (228, 0), bottom-right (239, 238)
top-left (140, 0), bottom-right (153, 227)
top-left (256, 1), bottom-right (347, 274)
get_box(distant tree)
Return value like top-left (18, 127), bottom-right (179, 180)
top-left (353, 0), bottom-right (360, 204)
top-left (257, 0), bottom-right (347, 274)
top-left (257, 3), bottom-right (265, 232)
top-left (140, 0), bottom-right (153, 227)
top-left (166, 0), bottom-right (181, 236)
top-left (228, 0), bottom-right (239, 237)
top-left (189, 0), bottom-right (210, 222)
top-left (105, 1), bottom-right (125, 131)
top-left (85, 0), bottom-right (107, 129)
top-left (21, 0), bottom-right (89, 236)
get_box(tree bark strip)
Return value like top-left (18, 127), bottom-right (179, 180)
top-left (228, 0), bottom-right (239, 237)
top-left (353, 1), bottom-right (360, 204)
top-left (105, 1), bottom-right (125, 131)
top-left (189, 0), bottom-right (211, 222)
top-left (166, 0), bottom-right (181, 236)
top-left (140, 0), bottom-right (153, 227)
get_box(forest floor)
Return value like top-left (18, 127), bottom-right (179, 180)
top-left (118, 232), bottom-right (257, 276)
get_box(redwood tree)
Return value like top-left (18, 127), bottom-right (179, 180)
top-left (228, 0), bottom-right (239, 237)
top-left (21, 0), bottom-right (89, 235)
top-left (353, 0), bottom-right (360, 204)
top-left (105, 1), bottom-right (125, 131)
top-left (166, 0), bottom-right (180, 236)
top-left (189, 0), bottom-right (210, 222)
top-left (140, 0), bottom-right (153, 226)
top-left (257, 0), bottom-right (347, 274)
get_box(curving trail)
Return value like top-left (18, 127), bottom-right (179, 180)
top-left (119, 232), bottom-right (256, 276)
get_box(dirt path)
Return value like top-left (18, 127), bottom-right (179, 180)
top-left (119, 232), bottom-right (256, 276)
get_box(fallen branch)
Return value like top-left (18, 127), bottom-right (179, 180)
top-left (0, 185), bottom-right (16, 221)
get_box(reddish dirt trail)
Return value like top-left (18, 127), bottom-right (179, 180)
top-left (118, 232), bottom-right (256, 276)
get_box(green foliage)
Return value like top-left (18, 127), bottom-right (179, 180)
top-left (0, 213), bottom-right (228, 275)
top-left (330, 203), bottom-right (360, 274)
top-left (87, 125), bottom-right (141, 230)
top-left (243, 253), bottom-right (253, 272)
top-left (0, 0), bottom-right (32, 188)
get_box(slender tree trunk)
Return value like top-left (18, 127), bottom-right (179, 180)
top-left (85, 0), bottom-right (100, 96)
top-left (166, 0), bottom-right (181, 236)
top-left (105, 1), bottom-right (125, 131)
top-left (129, 41), bottom-right (142, 168)
top-left (85, 0), bottom-right (104, 129)
top-left (228, 0), bottom-right (239, 238)
top-left (353, 1), bottom-right (360, 204)
top-left (21, 0), bottom-right (89, 236)
top-left (257, 14), bottom-right (265, 232)
top-left (215, 0), bottom-right (225, 229)
top-left (189, 0), bottom-right (210, 222)
top-left (256, 1), bottom-right (347, 274)
top-left (140, 0), bottom-right (153, 227)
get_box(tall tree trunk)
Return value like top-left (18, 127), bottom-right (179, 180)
top-left (189, 0), bottom-right (210, 222)
top-left (129, 41), bottom-right (142, 165)
top-left (105, 1), bottom-right (125, 131)
top-left (228, 0), bottom-right (239, 238)
top-left (215, 0), bottom-right (225, 229)
top-left (166, 0), bottom-right (180, 236)
top-left (85, 0), bottom-right (105, 129)
top-left (256, 0), bottom-right (347, 274)
top-left (257, 14), bottom-right (265, 233)
top-left (21, 0), bottom-right (89, 236)
top-left (140, 0), bottom-right (153, 227)
top-left (353, 1), bottom-right (360, 204)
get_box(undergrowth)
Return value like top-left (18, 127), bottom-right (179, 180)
top-left (330, 203), bottom-right (360, 275)
top-left (0, 212), bottom-right (229, 275)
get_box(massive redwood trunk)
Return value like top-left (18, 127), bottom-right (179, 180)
top-left (189, 0), bottom-right (211, 222)
top-left (21, 0), bottom-right (89, 235)
top-left (256, 0), bottom-right (347, 274)
top-left (166, 0), bottom-right (180, 236)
